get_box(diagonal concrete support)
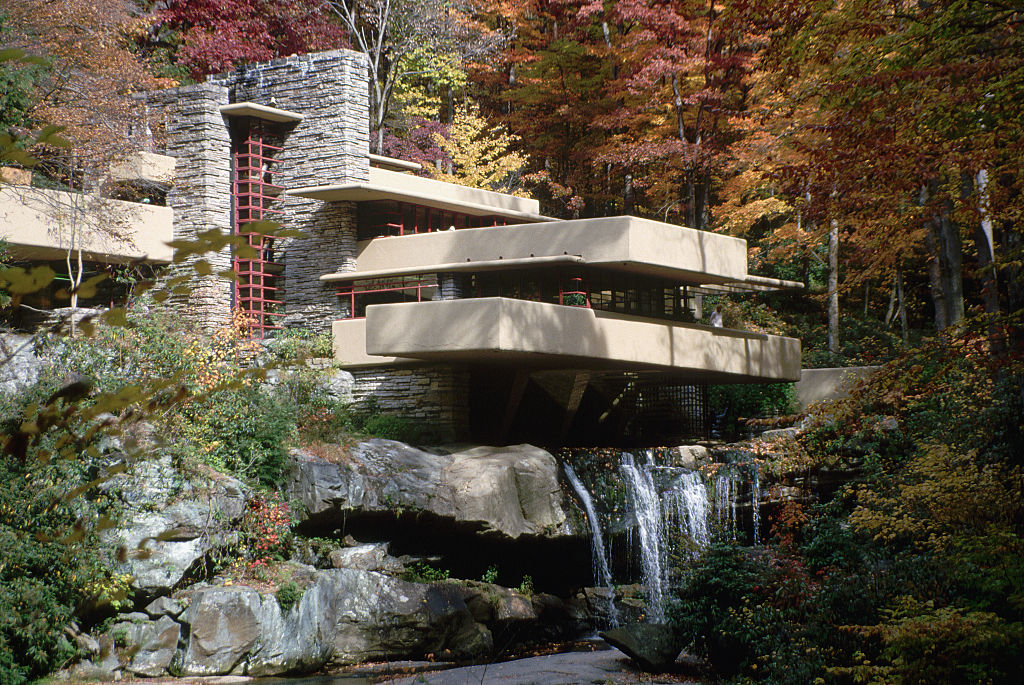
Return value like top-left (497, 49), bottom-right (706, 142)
top-left (497, 369), bottom-right (530, 444)
top-left (559, 371), bottom-right (591, 441)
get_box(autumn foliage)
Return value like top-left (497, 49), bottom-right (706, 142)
top-left (157, 0), bottom-right (348, 79)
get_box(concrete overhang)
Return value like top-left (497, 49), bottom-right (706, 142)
top-left (220, 102), bottom-right (305, 123)
top-left (368, 153), bottom-right (422, 172)
top-left (350, 216), bottom-right (750, 285)
top-left (108, 151), bottom-right (176, 187)
top-left (0, 187), bottom-right (174, 263)
top-left (357, 297), bottom-right (801, 383)
top-left (321, 255), bottom-right (586, 282)
top-left (287, 167), bottom-right (550, 222)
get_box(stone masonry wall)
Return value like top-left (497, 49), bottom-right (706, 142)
top-left (349, 364), bottom-right (470, 440)
top-left (147, 83), bottom-right (233, 330)
top-left (213, 50), bottom-right (370, 333)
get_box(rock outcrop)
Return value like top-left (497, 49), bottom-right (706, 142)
top-left (600, 623), bottom-right (686, 672)
top-left (286, 440), bottom-right (570, 539)
top-left (167, 570), bottom-right (538, 676)
top-left (101, 455), bottom-right (248, 596)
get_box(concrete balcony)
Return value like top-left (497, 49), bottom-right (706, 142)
top-left (289, 167), bottom-right (548, 222)
top-left (0, 186), bottom-right (174, 263)
top-left (356, 297), bottom-right (801, 383)
top-left (108, 152), bottom-right (176, 187)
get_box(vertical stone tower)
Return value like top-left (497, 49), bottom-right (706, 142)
top-left (148, 50), bottom-right (370, 332)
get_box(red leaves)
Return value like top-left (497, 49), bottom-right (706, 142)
top-left (159, 0), bottom-right (348, 78)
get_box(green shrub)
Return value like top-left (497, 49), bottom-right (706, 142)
top-left (275, 581), bottom-right (303, 612)
top-left (265, 328), bottom-right (333, 361)
top-left (360, 412), bottom-right (426, 443)
top-left (481, 565), bottom-right (499, 584)
top-left (709, 382), bottom-right (795, 437)
top-left (516, 574), bottom-right (534, 597)
top-left (402, 562), bottom-right (450, 583)
top-left (177, 385), bottom-right (295, 486)
top-left (0, 454), bottom-right (121, 684)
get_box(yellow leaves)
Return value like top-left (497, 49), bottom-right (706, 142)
top-left (850, 443), bottom-right (1024, 550)
top-left (428, 103), bottom-right (529, 195)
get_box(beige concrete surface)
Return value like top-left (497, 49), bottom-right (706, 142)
top-left (288, 168), bottom-right (547, 221)
top-left (360, 297), bottom-right (801, 382)
top-left (108, 152), bottom-right (176, 186)
top-left (332, 317), bottom-right (417, 367)
top-left (219, 102), bottom-right (305, 122)
top-left (352, 216), bottom-right (749, 285)
top-left (796, 366), bottom-right (881, 408)
top-left (0, 186), bottom-right (174, 263)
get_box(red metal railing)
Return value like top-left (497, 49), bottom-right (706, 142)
top-left (233, 123), bottom-right (284, 338)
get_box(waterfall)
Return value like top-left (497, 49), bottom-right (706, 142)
top-left (663, 470), bottom-right (712, 550)
top-left (563, 463), bottom-right (618, 626)
top-left (714, 469), bottom-right (738, 540)
top-left (620, 453), bottom-right (666, 622)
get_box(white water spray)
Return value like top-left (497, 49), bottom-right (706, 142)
top-left (563, 463), bottom-right (618, 626)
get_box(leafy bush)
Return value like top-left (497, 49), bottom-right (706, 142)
top-left (402, 562), bottom-right (450, 583)
top-left (265, 328), bottom-right (333, 361)
top-left (0, 455), bottom-right (122, 684)
top-left (275, 581), bottom-right (303, 612)
top-left (709, 382), bottom-right (795, 437)
top-left (481, 565), bottom-right (499, 584)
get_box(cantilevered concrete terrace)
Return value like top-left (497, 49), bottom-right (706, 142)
top-left (0, 186), bottom-right (174, 263)
top-left (323, 215), bottom-right (753, 285)
top-left (360, 298), bottom-right (801, 383)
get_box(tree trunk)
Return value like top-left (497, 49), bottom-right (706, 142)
top-left (623, 173), bottom-right (634, 216)
top-left (896, 266), bottom-right (909, 346)
top-left (973, 169), bottom-right (1001, 317)
top-left (921, 180), bottom-right (964, 331)
top-left (828, 218), bottom-right (839, 355)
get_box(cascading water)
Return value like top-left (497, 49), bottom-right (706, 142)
top-left (563, 463), bottom-right (618, 626)
top-left (662, 470), bottom-right (712, 550)
top-left (714, 469), bottom-right (739, 540)
top-left (562, 448), bottom-right (725, 625)
top-left (620, 453), bottom-right (666, 622)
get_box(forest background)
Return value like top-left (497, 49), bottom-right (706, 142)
top-left (1, 0), bottom-right (1023, 683)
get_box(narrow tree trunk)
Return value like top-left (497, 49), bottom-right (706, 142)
top-left (623, 173), bottom-right (634, 216)
top-left (828, 218), bottom-right (839, 355)
top-left (885, 280), bottom-right (896, 328)
top-left (974, 169), bottom-right (1001, 317)
top-left (896, 266), bottom-right (909, 345)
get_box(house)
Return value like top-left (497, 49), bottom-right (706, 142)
top-left (4, 48), bottom-right (801, 445)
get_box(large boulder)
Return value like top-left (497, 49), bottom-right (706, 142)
top-left (600, 623), bottom-right (686, 672)
top-left (172, 569), bottom-right (490, 677)
top-left (101, 456), bottom-right (248, 596)
top-left (286, 440), bottom-right (569, 539)
top-left (125, 616), bottom-right (181, 677)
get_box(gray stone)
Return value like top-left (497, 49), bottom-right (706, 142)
top-left (102, 458), bottom-right (248, 595)
top-left (322, 368), bottom-right (354, 402)
top-left (385, 644), bottom-right (690, 685)
top-left (286, 440), bottom-right (569, 540)
top-left (673, 445), bottom-right (709, 470)
top-left (329, 542), bottom-right (403, 573)
top-left (460, 582), bottom-right (536, 624)
top-left (0, 333), bottom-right (47, 395)
top-left (600, 623), bottom-right (685, 673)
top-left (127, 616), bottom-right (180, 677)
top-left (760, 426), bottom-right (801, 440)
top-left (144, 595), bottom-right (185, 619)
top-left (119, 611), bottom-right (150, 623)
top-left (175, 586), bottom-right (262, 676)
top-left (173, 569), bottom-right (490, 676)
top-left (65, 623), bottom-right (100, 656)
top-left (64, 659), bottom-right (119, 682)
